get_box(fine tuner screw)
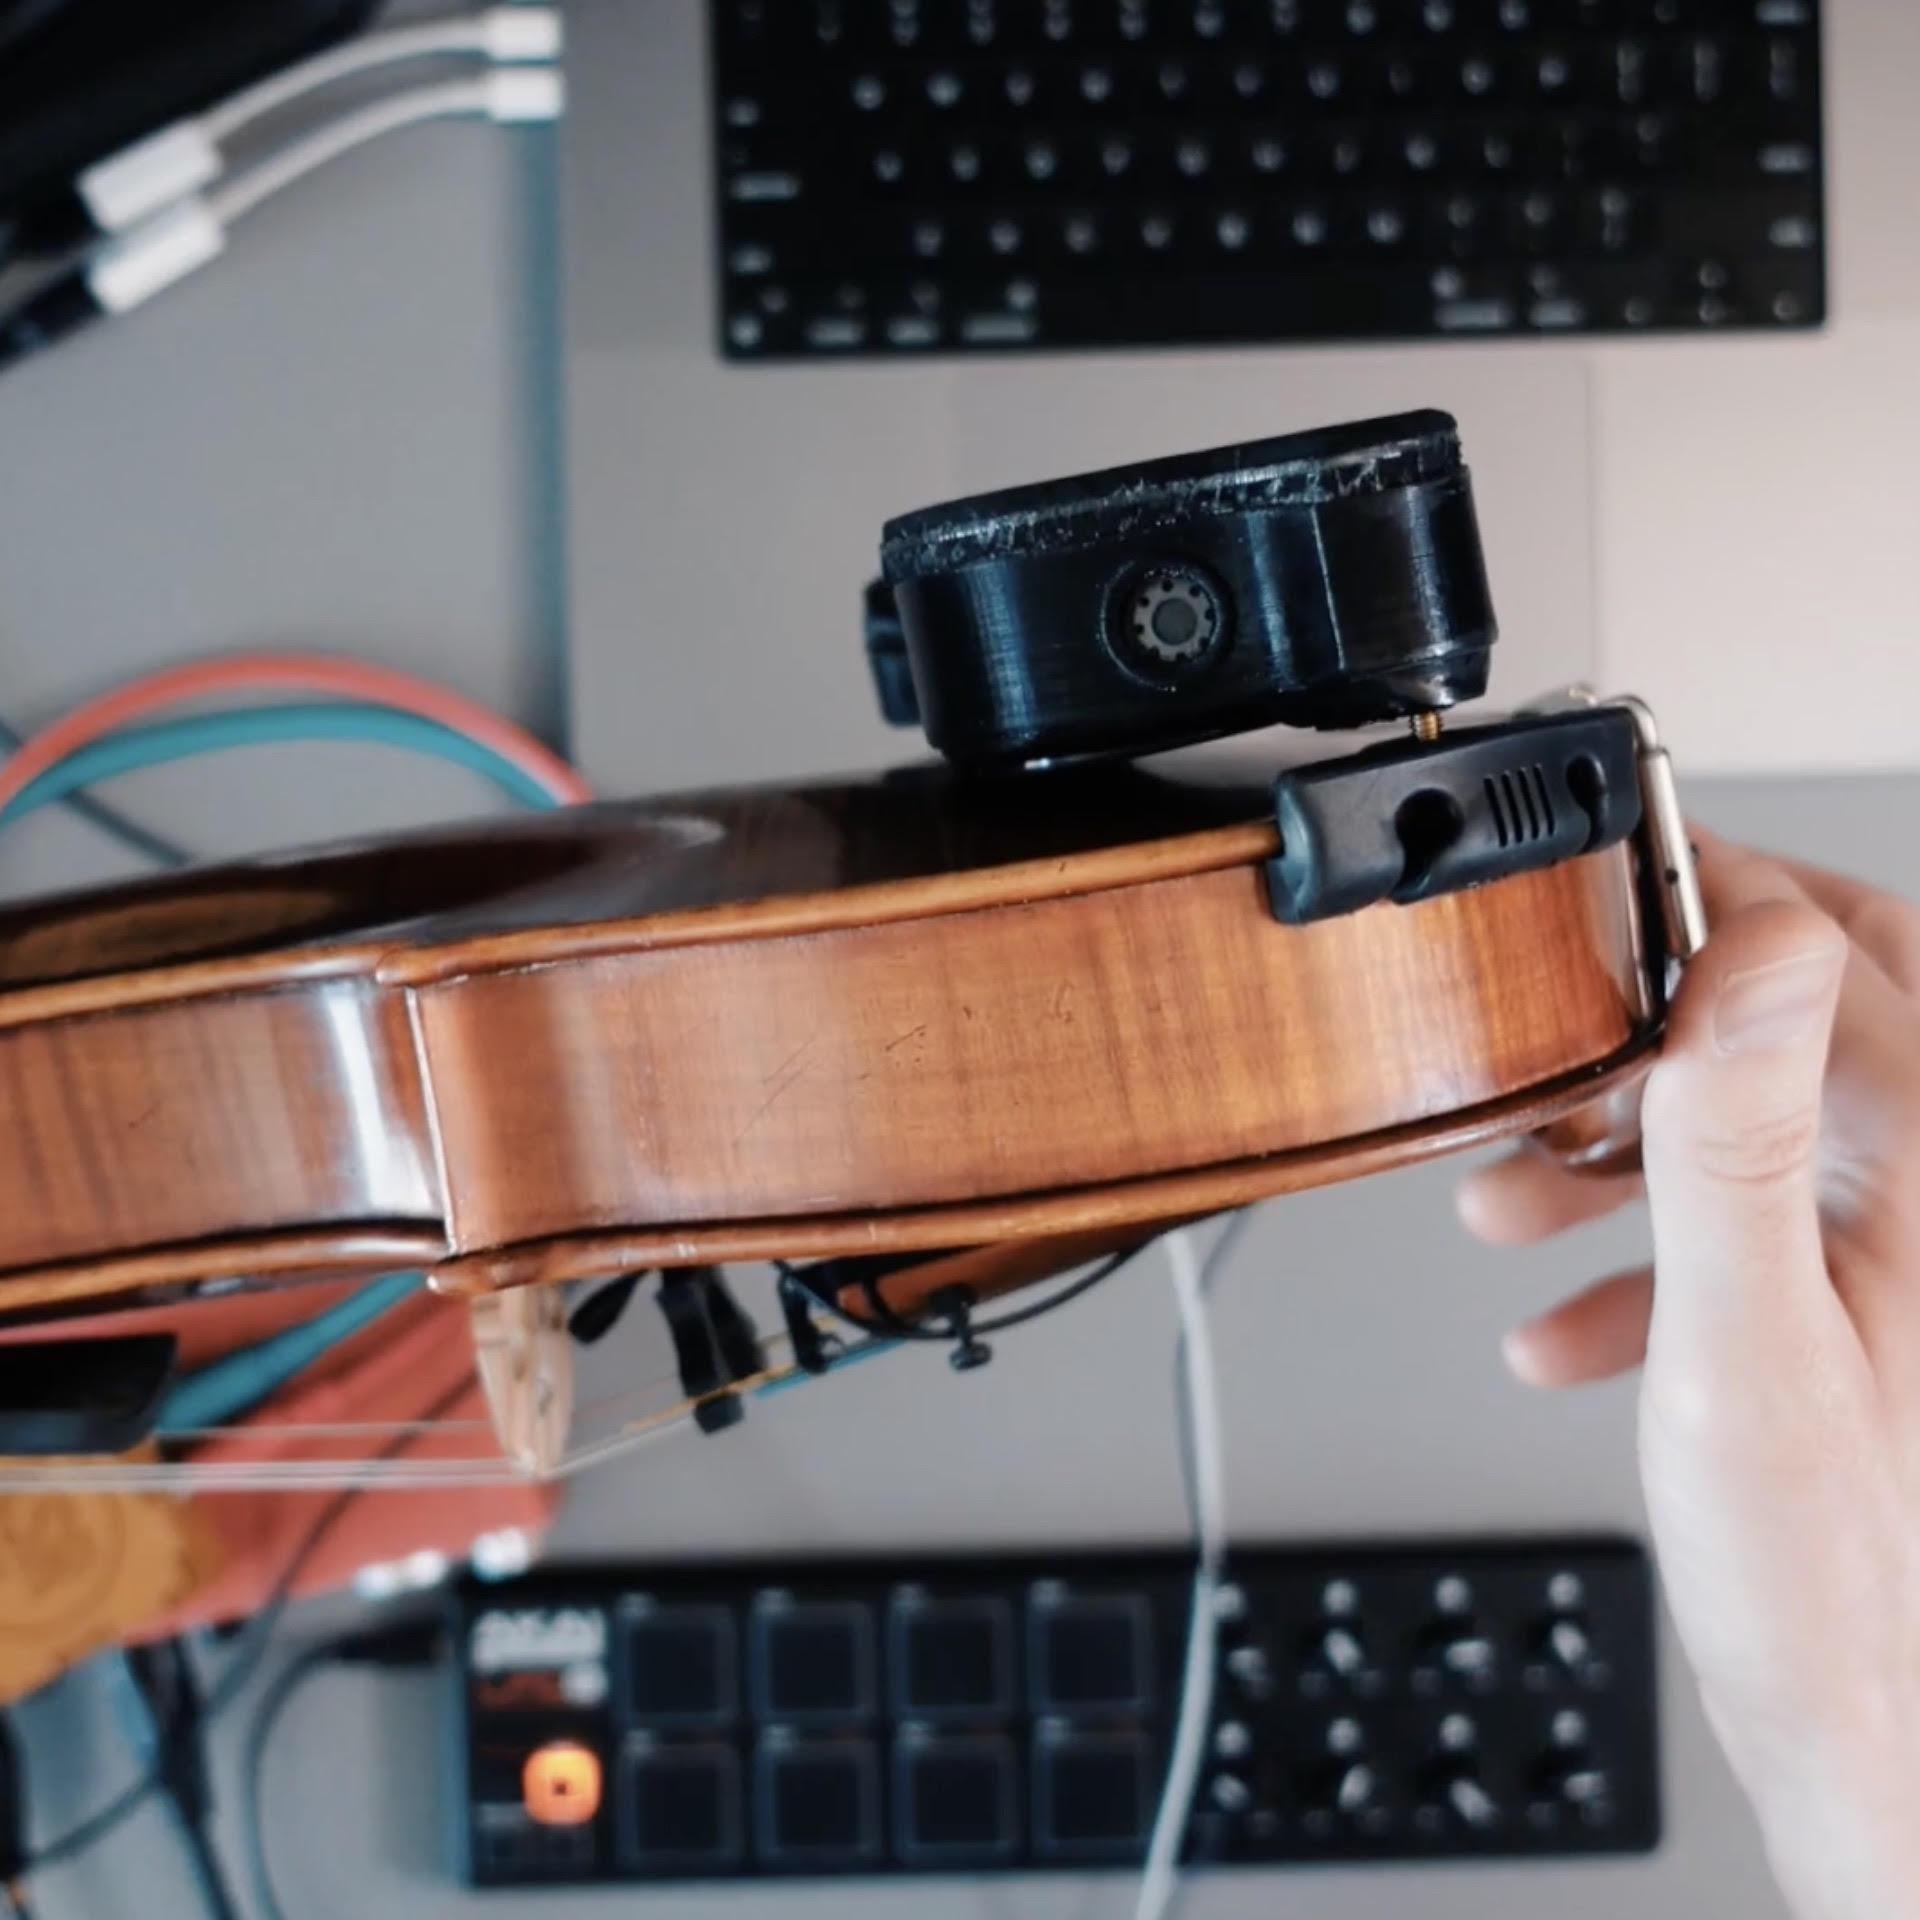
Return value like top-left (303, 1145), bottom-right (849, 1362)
top-left (1410, 710), bottom-right (1444, 742)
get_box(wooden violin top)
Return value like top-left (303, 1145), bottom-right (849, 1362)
top-left (0, 754), bottom-right (1282, 1007)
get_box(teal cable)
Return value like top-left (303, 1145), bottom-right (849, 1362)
top-left (0, 702), bottom-right (559, 825)
top-left (156, 1272), bottom-right (426, 1435)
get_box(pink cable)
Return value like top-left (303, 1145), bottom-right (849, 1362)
top-left (0, 653), bottom-right (593, 817)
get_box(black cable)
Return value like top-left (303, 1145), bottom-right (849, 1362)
top-left (0, 712), bottom-right (190, 868)
top-left (781, 1238), bottom-right (1158, 1347)
top-left (0, 267), bottom-right (100, 376)
top-left (0, 0), bottom-right (70, 57)
top-left (243, 1616), bottom-right (444, 1920)
top-left (21, 1373), bottom-right (471, 1880)
top-left (238, 1645), bottom-right (327, 1920)
top-left (123, 1639), bottom-right (242, 1920)
top-left (18, 1775), bottom-right (150, 1875)
top-left (174, 1811), bottom-right (240, 1920)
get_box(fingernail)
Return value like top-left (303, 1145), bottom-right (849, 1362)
top-left (1501, 1326), bottom-right (1549, 1387)
top-left (1713, 949), bottom-right (1842, 1055)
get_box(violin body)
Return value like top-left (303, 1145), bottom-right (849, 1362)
top-left (0, 738), bottom-right (1667, 1320)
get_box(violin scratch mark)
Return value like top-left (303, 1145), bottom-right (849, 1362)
top-left (126, 1100), bottom-right (161, 1132)
top-left (884, 1023), bottom-right (928, 1055)
top-left (733, 1036), bottom-right (818, 1146)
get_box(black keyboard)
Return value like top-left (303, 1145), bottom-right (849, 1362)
top-left (709, 0), bottom-right (1825, 358)
top-left (454, 1538), bottom-right (1659, 1885)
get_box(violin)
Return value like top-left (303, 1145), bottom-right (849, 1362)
top-left (0, 411), bottom-right (1705, 1469)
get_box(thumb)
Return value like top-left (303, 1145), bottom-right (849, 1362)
top-left (1639, 898), bottom-right (1849, 1375)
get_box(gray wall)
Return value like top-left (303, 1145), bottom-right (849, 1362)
top-left (1, 18), bottom-right (1915, 1920)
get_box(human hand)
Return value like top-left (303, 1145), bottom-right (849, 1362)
top-left (1458, 830), bottom-right (1920, 1920)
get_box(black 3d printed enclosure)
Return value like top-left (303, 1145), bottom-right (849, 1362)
top-left (876, 410), bottom-right (1498, 767)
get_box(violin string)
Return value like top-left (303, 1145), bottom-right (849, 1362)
top-left (21, 1372), bottom-right (476, 1880)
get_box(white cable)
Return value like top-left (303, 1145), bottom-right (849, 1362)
top-left (82, 70), bottom-right (563, 321)
top-left (203, 7), bottom-right (562, 140)
top-left (76, 9), bottom-right (561, 231)
top-left (208, 69), bottom-right (564, 226)
top-left (1135, 1224), bottom-right (1231, 1920)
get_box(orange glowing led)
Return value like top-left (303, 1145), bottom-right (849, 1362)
top-left (522, 1741), bottom-right (602, 1827)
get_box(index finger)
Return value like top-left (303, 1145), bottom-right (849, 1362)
top-left (1693, 828), bottom-right (1920, 995)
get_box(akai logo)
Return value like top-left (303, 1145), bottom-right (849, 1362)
top-left (470, 1606), bottom-right (608, 1674)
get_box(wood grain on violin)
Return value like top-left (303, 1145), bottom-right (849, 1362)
top-left (0, 757), bottom-right (1656, 1311)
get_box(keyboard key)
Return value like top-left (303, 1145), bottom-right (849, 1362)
top-left (1365, 201), bottom-right (1410, 245)
top-left (1767, 38), bottom-right (1806, 101)
top-left (1248, 134), bottom-right (1288, 174)
top-left (1534, 47), bottom-right (1574, 95)
top-left (961, 308), bottom-right (1038, 343)
top-left (1062, 212), bottom-right (1101, 253)
top-left (1458, 52), bottom-right (1501, 99)
top-left (1436, 297), bottom-right (1515, 330)
top-left (1579, 184), bottom-right (1643, 252)
top-left (1509, 186), bottom-right (1569, 250)
top-left (1382, 52), bottom-right (1430, 101)
top-left (806, 315), bottom-right (866, 348)
top-left (1304, 57), bottom-right (1345, 101)
top-left (1427, 188), bottom-right (1491, 255)
top-left (1402, 128), bottom-right (1443, 172)
top-left (729, 172), bottom-right (803, 203)
top-left (1686, 35), bottom-right (1725, 102)
top-left (1312, 127), bottom-right (1371, 177)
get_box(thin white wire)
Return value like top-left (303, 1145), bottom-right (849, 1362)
top-left (1135, 1223), bottom-right (1230, 1920)
top-left (0, 1408), bottom-right (694, 1493)
top-left (208, 77), bottom-right (495, 224)
top-left (202, 17), bottom-right (510, 141)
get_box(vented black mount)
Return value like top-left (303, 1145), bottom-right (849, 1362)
top-left (873, 410), bottom-right (1497, 768)
top-left (1265, 710), bottom-right (1643, 926)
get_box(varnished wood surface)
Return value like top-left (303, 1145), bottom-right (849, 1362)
top-left (0, 980), bottom-right (438, 1273)
top-left (416, 846), bottom-right (1645, 1250)
top-left (0, 752), bottom-right (1660, 1312)
top-left (430, 1036), bottom-right (1654, 1295)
